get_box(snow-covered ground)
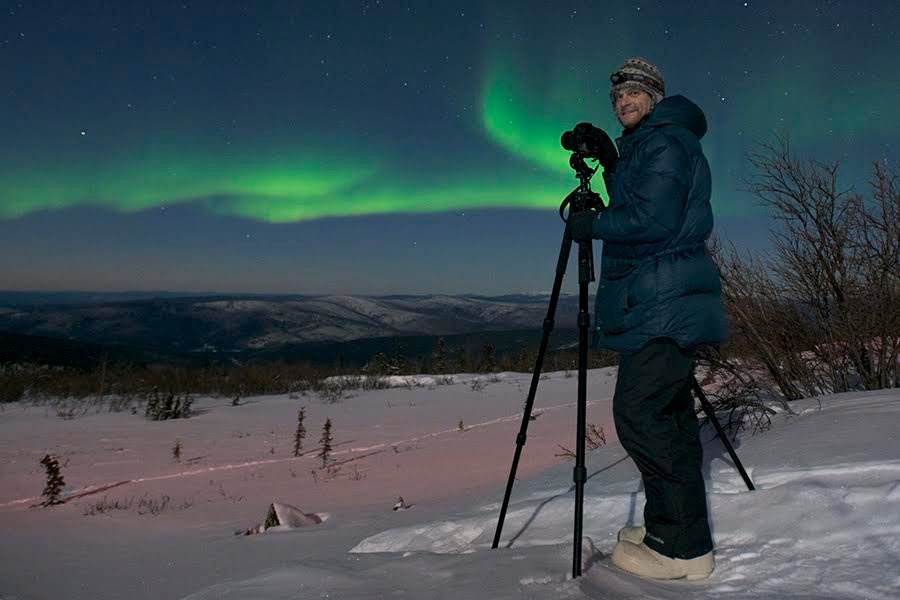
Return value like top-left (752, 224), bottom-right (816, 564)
top-left (1, 369), bottom-right (898, 599)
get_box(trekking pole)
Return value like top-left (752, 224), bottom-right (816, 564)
top-left (690, 375), bottom-right (755, 491)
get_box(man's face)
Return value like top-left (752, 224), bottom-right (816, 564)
top-left (613, 87), bottom-right (653, 128)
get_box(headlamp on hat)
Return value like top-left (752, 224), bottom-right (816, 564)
top-left (610, 71), bottom-right (661, 88)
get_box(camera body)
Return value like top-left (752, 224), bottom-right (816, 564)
top-left (560, 122), bottom-right (607, 158)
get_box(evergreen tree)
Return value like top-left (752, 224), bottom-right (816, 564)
top-left (161, 391), bottom-right (175, 419)
top-left (318, 418), bottom-right (333, 468)
top-left (415, 356), bottom-right (429, 375)
top-left (293, 407), bottom-right (307, 457)
top-left (145, 387), bottom-right (160, 419)
top-left (180, 394), bottom-right (193, 418)
top-left (456, 347), bottom-right (474, 373)
top-left (39, 454), bottom-right (65, 507)
top-left (145, 389), bottom-right (192, 421)
top-left (393, 344), bottom-right (407, 374)
top-left (372, 352), bottom-right (390, 375)
top-left (479, 342), bottom-right (496, 372)
top-left (435, 337), bottom-right (447, 374)
top-left (516, 347), bottom-right (533, 372)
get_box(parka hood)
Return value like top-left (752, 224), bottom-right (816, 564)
top-left (624, 94), bottom-right (707, 140)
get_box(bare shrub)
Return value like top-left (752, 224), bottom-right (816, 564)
top-left (313, 379), bottom-right (346, 403)
top-left (694, 346), bottom-right (790, 436)
top-left (16, 361), bottom-right (322, 410)
top-left (715, 133), bottom-right (900, 399)
top-left (360, 375), bottom-right (390, 391)
top-left (556, 423), bottom-right (607, 458)
top-left (82, 494), bottom-right (192, 516)
top-left (137, 494), bottom-right (192, 515)
top-left (54, 402), bottom-right (84, 420)
top-left (347, 465), bottom-right (366, 481)
top-left (214, 482), bottom-right (244, 503)
top-left (82, 496), bottom-right (131, 515)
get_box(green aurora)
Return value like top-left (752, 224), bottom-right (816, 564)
top-left (2, 47), bottom-right (893, 224)
top-left (0, 137), bottom-right (576, 223)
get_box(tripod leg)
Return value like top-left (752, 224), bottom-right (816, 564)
top-left (492, 228), bottom-right (575, 549)
top-left (690, 375), bottom-right (756, 491)
top-left (572, 240), bottom-right (593, 578)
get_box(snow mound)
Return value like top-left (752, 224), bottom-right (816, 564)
top-left (351, 520), bottom-right (484, 554)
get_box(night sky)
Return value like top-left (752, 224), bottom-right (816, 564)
top-left (1, 1), bottom-right (897, 294)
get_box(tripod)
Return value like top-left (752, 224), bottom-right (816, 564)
top-left (490, 154), bottom-right (754, 579)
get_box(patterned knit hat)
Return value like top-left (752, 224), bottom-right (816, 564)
top-left (609, 57), bottom-right (665, 110)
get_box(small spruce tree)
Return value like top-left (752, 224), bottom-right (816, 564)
top-left (40, 454), bottom-right (66, 507)
top-left (373, 352), bottom-right (390, 375)
top-left (435, 337), bottom-right (447, 374)
top-left (293, 407), bottom-right (307, 457)
top-left (394, 344), bottom-right (407, 375)
top-left (516, 347), bottom-right (532, 372)
top-left (180, 393), bottom-right (193, 418)
top-left (145, 387), bottom-right (160, 419)
top-left (456, 347), bottom-right (474, 373)
top-left (161, 391), bottom-right (175, 419)
top-left (479, 343), bottom-right (496, 372)
top-left (318, 418), bottom-right (333, 468)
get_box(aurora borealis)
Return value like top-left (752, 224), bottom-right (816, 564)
top-left (1, 1), bottom-right (897, 294)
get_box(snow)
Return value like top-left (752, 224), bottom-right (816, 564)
top-left (1, 369), bottom-right (899, 599)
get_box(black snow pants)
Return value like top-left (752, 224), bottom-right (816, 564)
top-left (613, 337), bottom-right (713, 559)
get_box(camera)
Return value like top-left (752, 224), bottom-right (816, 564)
top-left (560, 122), bottom-right (606, 157)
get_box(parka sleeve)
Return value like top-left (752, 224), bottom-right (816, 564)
top-left (592, 133), bottom-right (690, 244)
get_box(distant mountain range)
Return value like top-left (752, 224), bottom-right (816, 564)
top-left (0, 292), bottom-right (583, 367)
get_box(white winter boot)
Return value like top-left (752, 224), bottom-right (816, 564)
top-left (611, 540), bottom-right (714, 580)
top-left (617, 524), bottom-right (646, 544)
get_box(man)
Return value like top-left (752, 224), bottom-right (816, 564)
top-left (569, 57), bottom-right (727, 580)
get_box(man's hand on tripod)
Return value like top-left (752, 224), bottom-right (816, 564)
top-left (568, 210), bottom-right (597, 243)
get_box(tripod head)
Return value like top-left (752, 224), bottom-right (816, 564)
top-left (559, 122), bottom-right (611, 219)
top-left (559, 151), bottom-right (605, 222)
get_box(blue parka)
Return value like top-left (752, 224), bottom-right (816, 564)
top-left (590, 94), bottom-right (727, 354)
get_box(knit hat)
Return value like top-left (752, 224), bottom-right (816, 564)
top-left (609, 57), bottom-right (665, 111)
